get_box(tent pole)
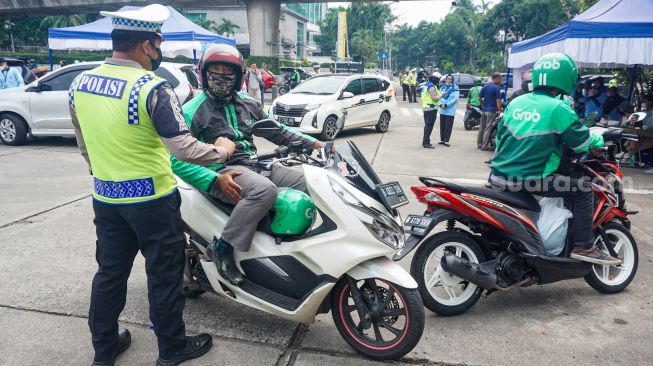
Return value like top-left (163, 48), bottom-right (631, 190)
top-left (627, 64), bottom-right (638, 104)
top-left (503, 67), bottom-right (510, 103)
top-left (49, 49), bottom-right (54, 71)
top-left (193, 49), bottom-right (197, 65)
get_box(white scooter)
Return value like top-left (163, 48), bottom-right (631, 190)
top-left (178, 118), bottom-right (425, 360)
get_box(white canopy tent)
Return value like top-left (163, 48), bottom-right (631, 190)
top-left (506, 0), bottom-right (653, 98)
top-left (47, 6), bottom-right (235, 68)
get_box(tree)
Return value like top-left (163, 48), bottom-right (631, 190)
top-left (40, 14), bottom-right (88, 29)
top-left (215, 18), bottom-right (240, 37)
top-left (315, 2), bottom-right (395, 60)
top-left (193, 18), bottom-right (216, 32)
top-left (580, 0), bottom-right (600, 12)
top-left (349, 29), bottom-right (380, 63)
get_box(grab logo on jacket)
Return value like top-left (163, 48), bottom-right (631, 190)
top-left (512, 108), bottom-right (541, 123)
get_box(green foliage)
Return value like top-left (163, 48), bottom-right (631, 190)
top-left (215, 18), bottom-right (240, 37)
top-left (192, 18), bottom-right (216, 32)
top-left (389, 0), bottom-right (583, 75)
top-left (315, 2), bottom-right (395, 61)
top-left (580, 0), bottom-right (600, 12)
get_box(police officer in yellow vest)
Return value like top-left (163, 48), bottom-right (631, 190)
top-left (421, 74), bottom-right (441, 148)
top-left (69, 5), bottom-right (235, 366)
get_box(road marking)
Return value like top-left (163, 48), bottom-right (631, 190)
top-left (400, 108), bottom-right (411, 116)
top-left (413, 108), bottom-right (423, 116)
top-left (456, 110), bottom-right (465, 118)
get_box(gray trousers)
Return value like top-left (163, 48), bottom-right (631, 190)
top-left (478, 111), bottom-right (496, 149)
top-left (210, 164), bottom-right (305, 251)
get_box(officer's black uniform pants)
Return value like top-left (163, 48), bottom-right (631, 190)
top-left (422, 109), bottom-right (437, 146)
top-left (89, 191), bottom-right (186, 360)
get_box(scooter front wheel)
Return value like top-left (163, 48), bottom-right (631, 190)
top-left (331, 276), bottom-right (424, 361)
top-left (278, 85), bottom-right (289, 95)
top-left (585, 222), bottom-right (638, 293)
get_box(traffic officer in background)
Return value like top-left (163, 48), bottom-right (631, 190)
top-left (69, 5), bottom-right (236, 366)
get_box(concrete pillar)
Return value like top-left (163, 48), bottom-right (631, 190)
top-left (245, 0), bottom-right (280, 57)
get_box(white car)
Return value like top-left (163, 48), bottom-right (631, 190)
top-left (0, 61), bottom-right (200, 146)
top-left (271, 74), bottom-right (397, 140)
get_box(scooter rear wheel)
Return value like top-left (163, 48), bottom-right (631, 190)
top-left (331, 276), bottom-right (424, 360)
top-left (585, 222), bottom-right (638, 294)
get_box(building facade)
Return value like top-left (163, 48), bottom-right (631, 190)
top-left (186, 2), bottom-right (326, 60)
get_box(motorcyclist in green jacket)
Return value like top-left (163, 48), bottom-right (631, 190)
top-left (491, 52), bottom-right (620, 265)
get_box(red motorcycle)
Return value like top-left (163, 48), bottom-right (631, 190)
top-left (396, 157), bottom-right (638, 316)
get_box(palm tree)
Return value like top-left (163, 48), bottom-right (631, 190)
top-left (214, 18), bottom-right (240, 37)
top-left (193, 18), bottom-right (216, 32)
top-left (40, 14), bottom-right (88, 28)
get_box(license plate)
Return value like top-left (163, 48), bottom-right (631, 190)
top-left (279, 117), bottom-right (295, 124)
top-left (375, 181), bottom-right (408, 210)
top-left (404, 215), bottom-right (434, 236)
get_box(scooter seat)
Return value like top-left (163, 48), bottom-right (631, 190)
top-left (201, 193), bottom-right (274, 234)
top-left (420, 178), bottom-right (541, 212)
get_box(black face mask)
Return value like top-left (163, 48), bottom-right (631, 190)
top-left (149, 45), bottom-right (162, 71)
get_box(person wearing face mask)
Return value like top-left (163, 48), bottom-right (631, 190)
top-left (0, 58), bottom-right (25, 89)
top-left (68, 5), bottom-right (234, 366)
top-left (171, 44), bottom-right (324, 287)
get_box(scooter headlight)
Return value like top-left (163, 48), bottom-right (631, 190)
top-left (329, 176), bottom-right (405, 250)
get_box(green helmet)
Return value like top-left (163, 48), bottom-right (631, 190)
top-left (270, 189), bottom-right (316, 236)
top-left (531, 53), bottom-right (578, 95)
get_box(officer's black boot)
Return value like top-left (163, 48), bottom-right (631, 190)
top-left (91, 328), bottom-right (131, 366)
top-left (156, 334), bottom-right (213, 366)
top-left (207, 239), bottom-right (244, 286)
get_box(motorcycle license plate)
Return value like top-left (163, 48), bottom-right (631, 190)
top-left (404, 215), bottom-right (434, 236)
top-left (279, 117), bottom-right (295, 124)
top-left (376, 181), bottom-right (408, 210)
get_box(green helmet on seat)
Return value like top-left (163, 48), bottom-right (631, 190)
top-left (270, 189), bottom-right (316, 236)
top-left (531, 53), bottom-right (578, 95)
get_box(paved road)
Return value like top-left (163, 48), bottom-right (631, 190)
top-left (1, 99), bottom-right (652, 366)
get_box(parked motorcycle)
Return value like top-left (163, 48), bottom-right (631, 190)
top-left (463, 104), bottom-right (481, 130)
top-left (396, 154), bottom-right (638, 316)
top-left (179, 117), bottom-right (424, 360)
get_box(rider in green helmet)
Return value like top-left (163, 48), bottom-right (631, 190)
top-left (491, 52), bottom-right (620, 266)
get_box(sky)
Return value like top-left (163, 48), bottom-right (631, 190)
top-left (328, 1), bottom-right (492, 27)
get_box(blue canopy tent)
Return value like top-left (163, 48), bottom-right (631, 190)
top-left (48, 6), bottom-right (235, 69)
top-left (507, 0), bottom-right (653, 100)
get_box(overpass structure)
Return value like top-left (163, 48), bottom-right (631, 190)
top-left (0, 0), bottom-right (447, 57)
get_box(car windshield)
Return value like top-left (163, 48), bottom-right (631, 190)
top-left (291, 76), bottom-right (346, 95)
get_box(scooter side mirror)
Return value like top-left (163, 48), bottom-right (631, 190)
top-left (252, 119), bottom-right (282, 133)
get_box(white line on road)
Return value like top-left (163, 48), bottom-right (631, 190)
top-left (400, 108), bottom-right (411, 116)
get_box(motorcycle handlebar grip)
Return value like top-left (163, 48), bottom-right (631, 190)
top-left (256, 146), bottom-right (289, 161)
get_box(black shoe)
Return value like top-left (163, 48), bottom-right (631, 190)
top-left (156, 334), bottom-right (213, 366)
top-left (423, 144), bottom-right (435, 149)
top-left (438, 141), bottom-right (445, 145)
top-left (207, 244), bottom-right (245, 286)
top-left (442, 142), bottom-right (450, 147)
top-left (91, 329), bottom-right (131, 366)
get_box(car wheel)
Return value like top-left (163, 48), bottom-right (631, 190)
top-left (0, 113), bottom-right (28, 146)
top-left (321, 115), bottom-right (340, 140)
top-left (375, 111), bottom-right (390, 133)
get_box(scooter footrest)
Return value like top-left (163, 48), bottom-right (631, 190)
top-left (240, 280), bottom-right (300, 311)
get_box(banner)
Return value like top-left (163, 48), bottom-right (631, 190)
top-left (336, 11), bottom-right (347, 60)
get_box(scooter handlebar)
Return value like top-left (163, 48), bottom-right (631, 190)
top-left (255, 146), bottom-right (289, 161)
